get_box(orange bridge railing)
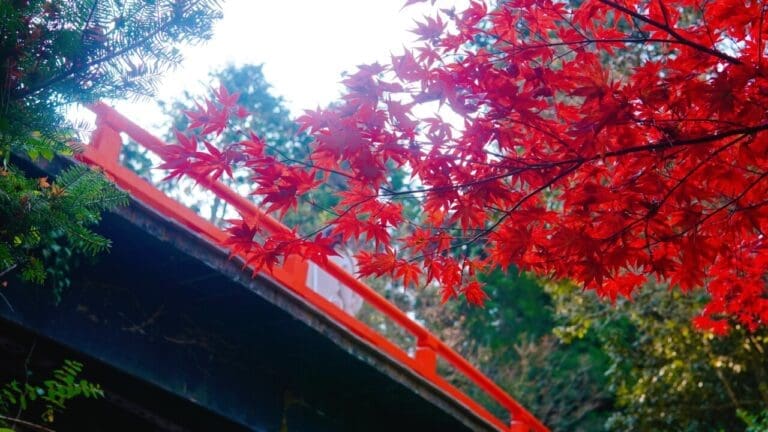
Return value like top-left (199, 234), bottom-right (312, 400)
top-left (78, 102), bottom-right (548, 432)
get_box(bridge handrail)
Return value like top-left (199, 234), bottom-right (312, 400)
top-left (79, 102), bottom-right (548, 432)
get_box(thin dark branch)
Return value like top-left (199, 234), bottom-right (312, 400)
top-left (0, 264), bottom-right (17, 278)
top-left (655, 169), bottom-right (768, 244)
top-left (379, 122), bottom-right (768, 199)
top-left (469, 162), bottom-right (582, 244)
top-left (580, 122), bottom-right (768, 161)
top-left (378, 168), bottom-right (522, 198)
top-left (0, 414), bottom-right (55, 432)
top-left (80, 0), bottom-right (100, 46)
top-left (508, 37), bottom-right (678, 51)
top-left (14, 339), bottom-right (36, 422)
top-left (599, 0), bottom-right (743, 65)
top-left (0, 291), bottom-right (14, 313)
top-left (410, 162), bottom-right (582, 262)
top-left (759, 0), bottom-right (767, 68)
top-left (602, 134), bottom-right (748, 242)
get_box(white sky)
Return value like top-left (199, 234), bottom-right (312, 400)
top-left (112, 0), bottom-right (464, 133)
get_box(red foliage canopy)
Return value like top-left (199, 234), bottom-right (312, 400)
top-left (167, 0), bottom-right (768, 334)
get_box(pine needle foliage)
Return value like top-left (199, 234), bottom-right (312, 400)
top-left (0, 164), bottom-right (128, 288)
top-left (1, 0), bottom-right (222, 158)
top-left (0, 0), bottom-right (221, 295)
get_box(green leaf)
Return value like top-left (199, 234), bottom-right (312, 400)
top-left (40, 147), bottom-right (54, 161)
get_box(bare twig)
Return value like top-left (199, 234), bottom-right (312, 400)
top-left (0, 264), bottom-right (17, 278)
top-left (0, 414), bottom-right (55, 432)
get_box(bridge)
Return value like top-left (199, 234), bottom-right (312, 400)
top-left (1, 103), bottom-right (548, 431)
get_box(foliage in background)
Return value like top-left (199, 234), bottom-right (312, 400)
top-left (551, 282), bottom-right (768, 431)
top-left (416, 269), bottom-right (612, 431)
top-left (410, 272), bottom-right (768, 431)
top-left (0, 359), bottom-right (103, 430)
top-left (0, 0), bottom-right (221, 295)
top-left (740, 410), bottom-right (768, 432)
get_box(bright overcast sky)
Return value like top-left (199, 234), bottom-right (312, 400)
top-left (111, 0), bottom-right (465, 133)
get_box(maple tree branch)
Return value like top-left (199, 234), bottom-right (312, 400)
top-left (694, 2), bottom-right (718, 49)
top-left (299, 195), bottom-right (340, 218)
top-left (602, 134), bottom-right (749, 243)
top-left (377, 122), bottom-right (768, 201)
top-left (387, 123), bottom-right (768, 264)
top-left (256, 139), bottom-right (357, 182)
top-left (733, 197), bottom-right (768, 213)
top-left (759, 1), bottom-right (767, 68)
top-left (240, 130), bottom-right (398, 196)
top-left (377, 169), bottom-right (523, 198)
top-left (410, 162), bottom-right (582, 262)
top-left (300, 194), bottom-right (379, 241)
top-left (598, 0), bottom-right (743, 65)
top-left (639, 117), bottom-right (749, 129)
top-left (576, 122), bottom-right (768, 163)
top-left (651, 169), bottom-right (768, 246)
top-left (476, 162), bottom-right (582, 241)
top-left (508, 37), bottom-right (677, 51)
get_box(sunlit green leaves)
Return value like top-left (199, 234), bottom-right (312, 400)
top-left (0, 360), bottom-right (103, 427)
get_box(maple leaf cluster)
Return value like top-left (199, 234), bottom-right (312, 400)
top-left (166, 0), bottom-right (768, 333)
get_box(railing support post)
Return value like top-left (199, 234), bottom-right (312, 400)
top-left (280, 254), bottom-right (310, 292)
top-left (414, 336), bottom-right (438, 379)
top-left (86, 118), bottom-right (122, 169)
top-left (510, 419), bottom-right (530, 432)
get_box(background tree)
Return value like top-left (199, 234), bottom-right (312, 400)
top-left (417, 269), bottom-right (768, 431)
top-left (416, 269), bottom-right (613, 431)
top-left (551, 281), bottom-right (768, 431)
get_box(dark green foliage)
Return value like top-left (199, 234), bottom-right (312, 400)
top-left (0, 359), bottom-right (103, 426)
top-left (414, 271), bottom-right (768, 432)
top-left (360, 255), bottom-right (768, 432)
top-left (0, 164), bottom-right (127, 293)
top-left (740, 410), bottom-right (768, 432)
top-left (465, 270), bottom-right (612, 430)
top-left (0, 0), bottom-right (221, 297)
